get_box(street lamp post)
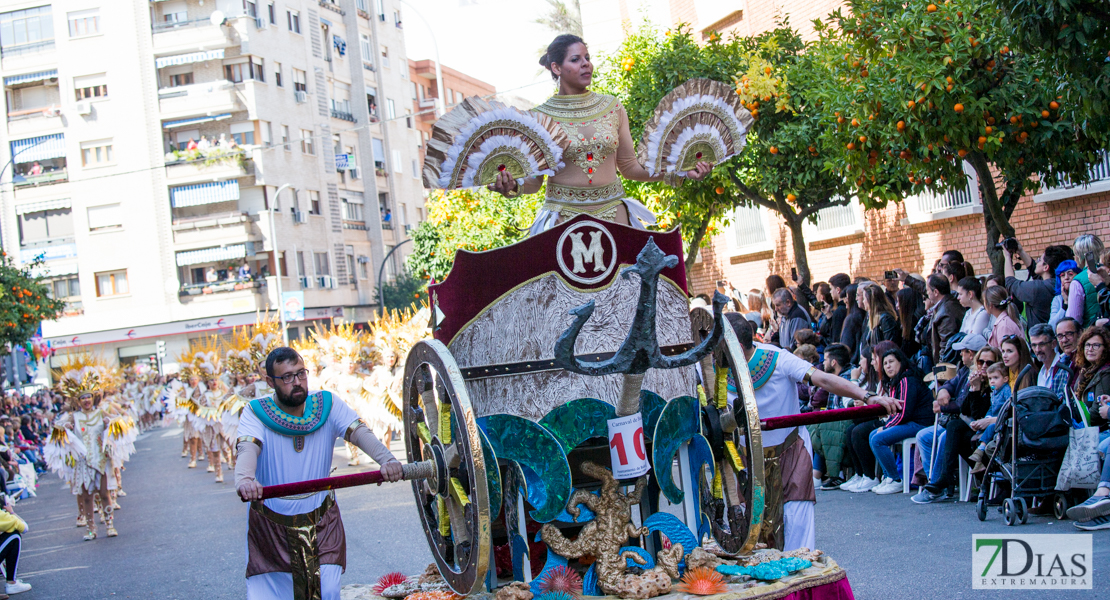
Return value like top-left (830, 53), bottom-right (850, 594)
top-left (0, 137), bottom-right (52, 250)
top-left (376, 238), bottom-right (411, 316)
top-left (398, 0), bottom-right (445, 117)
top-left (268, 184), bottom-right (293, 344)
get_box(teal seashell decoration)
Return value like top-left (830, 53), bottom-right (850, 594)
top-left (651, 395), bottom-right (700, 504)
top-left (539, 398), bottom-right (615, 453)
top-left (479, 414), bottom-right (572, 522)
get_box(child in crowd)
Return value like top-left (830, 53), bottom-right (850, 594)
top-left (967, 362), bottom-right (1011, 474)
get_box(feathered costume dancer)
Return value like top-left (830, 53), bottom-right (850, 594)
top-left (220, 317), bottom-right (280, 468)
top-left (362, 306), bottom-right (432, 447)
top-left (178, 339), bottom-right (228, 482)
top-left (100, 369), bottom-right (137, 507)
top-left (314, 322), bottom-right (375, 466)
top-left (292, 336), bottom-right (324, 391)
top-left (44, 354), bottom-right (120, 540)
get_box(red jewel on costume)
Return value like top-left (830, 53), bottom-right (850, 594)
top-left (695, 151), bottom-right (703, 159)
top-left (497, 164), bottom-right (506, 171)
top-left (587, 152), bottom-right (593, 161)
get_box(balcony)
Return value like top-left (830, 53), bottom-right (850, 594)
top-left (164, 148), bottom-right (253, 185)
top-left (6, 105), bottom-right (63, 134)
top-left (900, 161), bottom-right (983, 225)
top-left (0, 41), bottom-right (56, 71)
top-left (1034, 151), bottom-right (1110, 203)
top-left (152, 18), bottom-right (235, 56)
top-left (13, 167), bottom-right (67, 189)
top-left (172, 211), bottom-right (260, 247)
top-left (158, 80), bottom-right (244, 120)
top-left (343, 220), bottom-right (368, 231)
top-left (179, 278), bottom-right (265, 298)
top-left (331, 108), bottom-right (356, 122)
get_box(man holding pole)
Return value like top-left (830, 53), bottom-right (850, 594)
top-left (236, 347), bottom-right (402, 600)
top-left (725, 315), bottom-right (900, 552)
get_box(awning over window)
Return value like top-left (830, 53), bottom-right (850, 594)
top-left (3, 69), bottom-right (57, 87)
top-left (176, 244), bottom-right (247, 266)
top-left (10, 134), bottom-right (65, 163)
top-left (170, 179), bottom-right (240, 208)
top-left (162, 113), bottom-right (232, 129)
top-left (155, 49), bottom-right (225, 69)
top-left (14, 198), bottom-right (71, 215)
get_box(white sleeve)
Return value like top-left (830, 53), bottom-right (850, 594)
top-left (328, 393), bottom-right (359, 437)
top-left (775, 348), bottom-right (816, 384)
top-left (237, 406), bottom-right (265, 443)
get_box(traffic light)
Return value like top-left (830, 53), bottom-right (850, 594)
top-left (156, 340), bottom-right (166, 360)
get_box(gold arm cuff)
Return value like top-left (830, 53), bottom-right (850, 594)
top-left (663, 171), bottom-right (685, 188)
top-left (237, 436), bottom-right (262, 449)
top-left (344, 419), bottom-right (367, 442)
top-left (804, 366), bottom-right (817, 385)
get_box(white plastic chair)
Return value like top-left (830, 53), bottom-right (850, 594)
top-left (901, 438), bottom-right (917, 494)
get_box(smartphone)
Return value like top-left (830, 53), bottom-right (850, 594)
top-left (716, 280), bottom-right (728, 288)
top-left (884, 270), bottom-right (896, 280)
top-left (790, 267), bottom-right (798, 282)
top-left (1086, 251), bottom-right (1100, 274)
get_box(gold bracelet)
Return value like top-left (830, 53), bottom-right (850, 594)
top-left (664, 171), bottom-right (685, 188)
top-left (504, 179), bottom-right (522, 198)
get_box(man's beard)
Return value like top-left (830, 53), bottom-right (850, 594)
top-left (276, 385), bottom-right (308, 407)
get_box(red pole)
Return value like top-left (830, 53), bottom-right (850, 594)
top-left (760, 404), bottom-right (888, 431)
top-left (247, 469), bottom-right (388, 502)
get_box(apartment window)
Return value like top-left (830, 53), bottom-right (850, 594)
top-left (366, 86), bottom-right (378, 118)
top-left (81, 140), bottom-right (114, 167)
top-left (274, 62), bottom-right (283, 87)
top-left (314, 252), bottom-right (331, 276)
top-left (380, 45), bottom-right (390, 69)
top-left (360, 33), bottom-right (371, 61)
top-left (160, 1), bottom-right (187, 23)
top-left (73, 73), bottom-right (108, 101)
top-left (287, 10), bottom-right (300, 33)
top-left (231, 122), bottom-right (255, 146)
top-left (411, 159), bottom-right (418, 179)
top-left (417, 206), bottom-right (425, 221)
top-left (456, 90), bottom-right (464, 104)
top-left (293, 69), bottom-right (307, 92)
top-left (357, 0), bottom-right (370, 12)
top-left (243, 0), bottom-right (258, 18)
top-left (393, 10), bottom-right (402, 27)
top-left (260, 121), bottom-right (272, 145)
top-left (386, 98), bottom-right (396, 120)
top-left (358, 258), bottom-right (368, 280)
top-left (446, 87), bottom-right (454, 106)
top-left (342, 198), bottom-right (363, 221)
top-left (301, 130), bottom-right (315, 155)
top-left (169, 72), bottom-right (193, 87)
top-left (392, 149), bottom-right (403, 174)
top-left (268, 2), bottom-right (276, 24)
top-left (296, 251), bottom-right (307, 277)
top-left (405, 109), bottom-right (413, 128)
top-left (0, 6), bottom-right (55, 52)
top-left (49, 276), bottom-right (81, 302)
top-left (225, 57), bottom-right (265, 83)
top-left (87, 203), bottom-right (122, 231)
top-left (68, 8), bottom-right (99, 38)
top-left (376, 0), bottom-right (385, 18)
top-left (95, 270), bottom-right (129, 297)
top-left (281, 125), bottom-right (291, 151)
top-left (18, 208), bottom-right (73, 246)
top-left (309, 190), bottom-right (321, 215)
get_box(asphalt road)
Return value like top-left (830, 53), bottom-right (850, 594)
top-left (12, 427), bottom-right (1109, 599)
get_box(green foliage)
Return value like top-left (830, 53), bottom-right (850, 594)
top-left (376, 268), bottom-right (429, 313)
top-left (405, 187), bottom-right (541, 282)
top-left (813, 0), bottom-right (1108, 273)
top-left (0, 251), bottom-right (64, 350)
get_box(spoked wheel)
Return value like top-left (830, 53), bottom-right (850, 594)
top-left (976, 497), bottom-right (987, 521)
top-left (1053, 493), bottom-right (1070, 520)
top-left (403, 340), bottom-right (490, 595)
top-left (690, 306), bottom-right (765, 554)
top-left (1003, 498), bottom-right (1018, 526)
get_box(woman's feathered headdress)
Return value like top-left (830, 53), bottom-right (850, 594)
top-left (54, 353), bottom-right (112, 399)
top-left (178, 336), bottom-right (223, 382)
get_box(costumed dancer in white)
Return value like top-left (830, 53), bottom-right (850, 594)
top-left (314, 323), bottom-right (374, 466)
top-left (236, 347), bottom-right (402, 600)
top-left (725, 314), bottom-right (899, 551)
top-left (222, 320), bottom-right (281, 469)
top-left (193, 338), bottom-right (229, 484)
top-left (101, 372), bottom-right (137, 508)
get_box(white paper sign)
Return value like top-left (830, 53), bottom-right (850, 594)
top-left (607, 413), bottom-right (650, 479)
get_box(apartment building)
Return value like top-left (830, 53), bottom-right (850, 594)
top-left (0, 0), bottom-right (427, 368)
top-left (408, 58), bottom-right (495, 165)
top-left (581, 0), bottom-right (1110, 292)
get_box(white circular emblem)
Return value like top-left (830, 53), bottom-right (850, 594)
top-left (556, 221), bottom-right (618, 285)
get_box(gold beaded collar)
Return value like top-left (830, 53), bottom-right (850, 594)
top-left (535, 91), bottom-right (619, 121)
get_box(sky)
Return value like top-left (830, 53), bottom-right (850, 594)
top-left (400, 0), bottom-right (565, 106)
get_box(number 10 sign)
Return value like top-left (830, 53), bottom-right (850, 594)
top-left (607, 413), bottom-right (650, 479)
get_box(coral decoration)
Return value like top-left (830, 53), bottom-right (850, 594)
top-left (675, 567), bottom-right (729, 596)
top-left (540, 462), bottom-right (648, 596)
top-left (373, 572), bottom-right (408, 595)
top-left (495, 581), bottom-right (533, 600)
top-left (611, 567), bottom-right (673, 599)
top-left (656, 543), bottom-right (684, 580)
top-left (537, 566), bottom-right (583, 599)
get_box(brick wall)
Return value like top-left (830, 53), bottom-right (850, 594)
top-left (688, 190), bottom-right (1110, 296)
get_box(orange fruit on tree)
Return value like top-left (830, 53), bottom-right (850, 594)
top-left (985, 126), bottom-right (993, 134)
top-left (847, 142), bottom-right (856, 150)
top-left (787, 193), bottom-right (797, 202)
top-left (978, 136), bottom-right (987, 144)
top-left (896, 120), bottom-right (906, 131)
top-left (769, 146), bottom-right (779, 154)
top-left (715, 186), bottom-right (725, 195)
top-left (1041, 110), bottom-right (1050, 118)
top-left (958, 148), bottom-right (968, 157)
top-left (1049, 101), bottom-right (1059, 110)
top-left (851, 118), bottom-right (860, 126)
top-left (927, 4), bottom-right (937, 12)
top-left (859, 135), bottom-right (867, 143)
top-left (908, 100), bottom-right (916, 109)
top-left (954, 103), bottom-right (964, 113)
top-left (1010, 115), bottom-right (1019, 124)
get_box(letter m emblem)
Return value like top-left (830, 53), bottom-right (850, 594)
top-left (569, 231), bottom-right (605, 274)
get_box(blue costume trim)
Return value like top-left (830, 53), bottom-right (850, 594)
top-left (248, 391), bottom-right (332, 436)
top-left (747, 348), bottom-right (778, 391)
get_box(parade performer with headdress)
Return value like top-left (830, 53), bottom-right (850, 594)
top-left (175, 352), bottom-right (207, 467)
top-left (101, 368), bottom-right (137, 507)
top-left (235, 347), bottom-right (402, 599)
top-left (314, 323), bottom-right (374, 467)
top-left (44, 355), bottom-right (119, 540)
top-left (291, 337), bottom-right (324, 391)
top-left (222, 318), bottom-right (282, 468)
top-left (724, 315), bottom-right (900, 550)
top-left (193, 337), bottom-right (229, 484)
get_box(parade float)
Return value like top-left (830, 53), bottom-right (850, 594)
top-left (257, 79), bottom-right (855, 600)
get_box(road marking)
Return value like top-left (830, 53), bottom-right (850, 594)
top-left (20, 565), bottom-right (90, 578)
top-left (160, 428), bottom-right (183, 438)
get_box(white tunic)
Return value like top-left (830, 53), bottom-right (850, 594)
top-left (237, 393), bottom-right (360, 600)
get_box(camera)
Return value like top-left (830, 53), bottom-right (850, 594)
top-left (994, 237), bottom-right (1019, 253)
top-left (884, 270), bottom-right (896, 280)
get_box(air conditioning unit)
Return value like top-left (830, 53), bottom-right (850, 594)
top-left (43, 106), bottom-right (62, 117)
top-left (295, 90), bottom-right (308, 103)
top-left (348, 167), bottom-right (360, 179)
top-left (318, 275), bottom-right (336, 289)
top-left (293, 209), bottom-right (308, 224)
top-left (74, 101), bottom-right (92, 116)
top-left (378, 13), bottom-right (386, 21)
top-left (255, 16), bottom-right (267, 29)
top-left (404, 224), bottom-right (413, 233)
top-left (299, 276), bottom-right (313, 289)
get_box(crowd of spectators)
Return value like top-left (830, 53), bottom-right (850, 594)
top-left (702, 232), bottom-right (1110, 529)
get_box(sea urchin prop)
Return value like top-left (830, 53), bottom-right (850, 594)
top-left (538, 566), bottom-right (583, 599)
top-left (676, 567), bottom-right (729, 596)
top-left (373, 572), bottom-right (408, 595)
top-left (536, 592), bottom-right (577, 600)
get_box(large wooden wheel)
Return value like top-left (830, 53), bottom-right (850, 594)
top-left (690, 307), bottom-right (765, 554)
top-left (403, 340), bottom-right (490, 595)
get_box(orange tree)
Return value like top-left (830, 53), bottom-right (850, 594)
top-left (814, 0), bottom-right (1107, 274)
top-left (0, 252), bottom-right (64, 350)
top-left (597, 22), bottom-right (858, 283)
top-left (406, 187), bottom-right (542, 282)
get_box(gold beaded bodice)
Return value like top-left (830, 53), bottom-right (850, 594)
top-left (535, 92), bottom-right (621, 185)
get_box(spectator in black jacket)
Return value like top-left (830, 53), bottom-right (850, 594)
top-left (861, 283), bottom-right (901, 351)
top-left (921, 274), bottom-right (966, 366)
top-left (1003, 241), bottom-right (1073, 332)
top-left (866, 346), bottom-right (935, 494)
top-left (828, 273), bottom-right (852, 343)
top-left (840, 283), bottom-right (866, 364)
top-left (895, 287), bottom-right (926, 359)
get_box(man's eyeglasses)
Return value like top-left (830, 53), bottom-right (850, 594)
top-left (1057, 330), bottom-right (1077, 339)
top-left (273, 369), bottom-right (309, 384)
top-left (976, 359), bottom-right (992, 366)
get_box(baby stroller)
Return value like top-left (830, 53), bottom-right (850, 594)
top-left (975, 380), bottom-right (1075, 526)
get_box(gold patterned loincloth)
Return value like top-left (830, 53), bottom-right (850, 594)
top-left (247, 494), bottom-right (346, 600)
top-left (542, 181), bottom-right (626, 220)
top-left (758, 428), bottom-right (815, 551)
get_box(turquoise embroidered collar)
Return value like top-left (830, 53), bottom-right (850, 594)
top-left (747, 348), bottom-right (778, 391)
top-left (249, 391), bottom-right (332, 437)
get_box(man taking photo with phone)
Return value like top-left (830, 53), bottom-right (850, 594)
top-left (1003, 238), bottom-right (1074, 332)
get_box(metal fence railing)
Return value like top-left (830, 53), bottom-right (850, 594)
top-left (814, 202), bottom-right (858, 232)
top-left (731, 205), bottom-right (766, 248)
top-left (1043, 150), bottom-right (1110, 192)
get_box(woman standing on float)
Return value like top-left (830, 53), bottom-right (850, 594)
top-left (487, 34), bottom-right (712, 224)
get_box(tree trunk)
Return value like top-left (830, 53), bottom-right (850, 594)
top-left (966, 151), bottom-right (1013, 277)
top-left (784, 215), bottom-right (811, 287)
top-left (684, 211), bottom-right (714, 276)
